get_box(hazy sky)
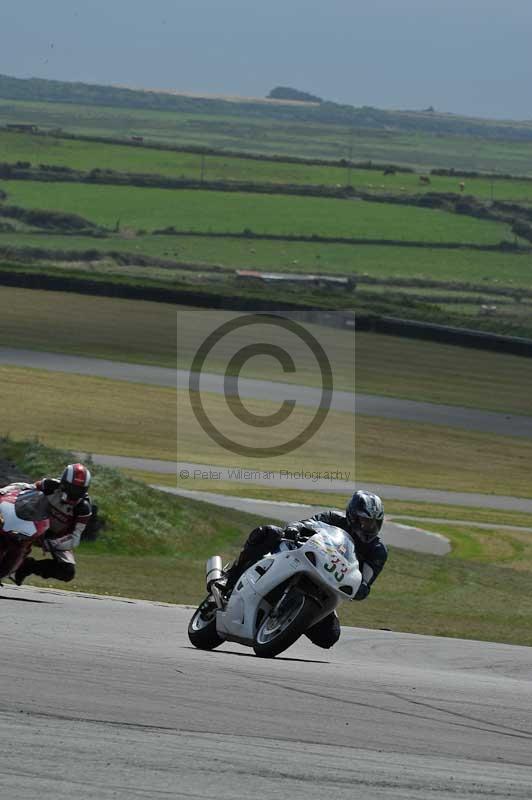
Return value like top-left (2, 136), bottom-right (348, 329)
top-left (2, 0), bottom-right (531, 119)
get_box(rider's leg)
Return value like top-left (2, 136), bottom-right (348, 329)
top-left (15, 549), bottom-right (76, 585)
top-left (224, 525), bottom-right (284, 593)
top-left (305, 611), bottom-right (341, 648)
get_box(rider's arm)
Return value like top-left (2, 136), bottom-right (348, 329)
top-left (354, 540), bottom-right (388, 600)
top-left (0, 482), bottom-right (34, 494)
top-left (360, 540), bottom-right (388, 585)
top-left (34, 478), bottom-right (60, 495)
top-left (48, 499), bottom-right (92, 551)
top-left (309, 510), bottom-right (347, 528)
top-left (284, 511), bottom-right (346, 543)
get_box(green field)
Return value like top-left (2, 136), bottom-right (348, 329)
top-left (2, 125), bottom-right (532, 337)
top-left (1, 288), bottom-right (531, 414)
top-left (1, 231), bottom-right (531, 288)
top-left (1, 180), bottom-right (517, 244)
top-left (3, 97), bottom-right (532, 174)
top-left (2, 129), bottom-right (532, 201)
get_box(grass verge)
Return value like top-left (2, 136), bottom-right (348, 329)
top-left (0, 436), bottom-right (266, 560)
top-left (338, 545), bottom-right (532, 646)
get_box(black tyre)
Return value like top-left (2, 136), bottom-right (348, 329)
top-left (253, 591), bottom-right (319, 658)
top-left (188, 597), bottom-right (224, 650)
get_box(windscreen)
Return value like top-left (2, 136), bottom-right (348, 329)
top-left (311, 524), bottom-right (356, 564)
top-left (14, 490), bottom-right (49, 522)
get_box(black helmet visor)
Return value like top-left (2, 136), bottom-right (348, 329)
top-left (351, 514), bottom-right (381, 543)
top-left (62, 483), bottom-right (86, 501)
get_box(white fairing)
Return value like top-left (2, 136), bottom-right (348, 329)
top-left (215, 524), bottom-right (362, 646)
top-left (0, 501), bottom-right (39, 537)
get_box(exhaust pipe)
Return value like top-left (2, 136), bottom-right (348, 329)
top-left (206, 556), bottom-right (223, 590)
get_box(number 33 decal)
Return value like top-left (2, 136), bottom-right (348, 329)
top-left (324, 555), bottom-right (348, 582)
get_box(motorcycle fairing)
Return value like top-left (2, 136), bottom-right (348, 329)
top-left (0, 500), bottom-right (42, 537)
top-left (215, 524), bottom-right (362, 646)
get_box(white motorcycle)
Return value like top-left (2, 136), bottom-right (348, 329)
top-left (188, 521), bottom-right (362, 658)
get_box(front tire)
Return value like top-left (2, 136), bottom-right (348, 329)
top-left (253, 591), bottom-right (319, 658)
top-left (188, 597), bottom-right (224, 650)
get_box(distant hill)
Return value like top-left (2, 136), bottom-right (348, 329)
top-left (267, 86), bottom-right (322, 103)
top-left (1, 73), bottom-right (532, 142)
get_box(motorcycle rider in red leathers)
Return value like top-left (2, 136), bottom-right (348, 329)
top-left (13, 463), bottom-right (92, 586)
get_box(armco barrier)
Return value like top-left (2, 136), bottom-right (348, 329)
top-left (0, 269), bottom-right (531, 358)
top-left (365, 315), bottom-right (532, 357)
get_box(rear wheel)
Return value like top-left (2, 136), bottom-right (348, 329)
top-left (188, 597), bottom-right (224, 650)
top-left (253, 589), bottom-right (319, 658)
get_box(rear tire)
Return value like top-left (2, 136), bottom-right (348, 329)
top-left (188, 597), bottom-right (224, 650)
top-left (253, 591), bottom-right (319, 658)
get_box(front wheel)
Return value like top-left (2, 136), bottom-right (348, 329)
top-left (253, 590), bottom-right (319, 658)
top-left (188, 597), bottom-right (224, 650)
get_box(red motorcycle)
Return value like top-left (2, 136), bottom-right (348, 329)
top-left (0, 484), bottom-right (50, 580)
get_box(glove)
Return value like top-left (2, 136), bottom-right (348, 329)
top-left (284, 526), bottom-right (301, 543)
top-left (46, 533), bottom-right (75, 552)
top-left (285, 523), bottom-right (316, 544)
top-left (354, 581), bottom-right (370, 601)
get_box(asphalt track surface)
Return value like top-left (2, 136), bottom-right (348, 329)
top-left (88, 453), bottom-right (532, 514)
top-left (2, 347), bottom-right (532, 437)
top-left (1, 587), bottom-right (531, 799)
top-left (154, 485), bottom-right (451, 555)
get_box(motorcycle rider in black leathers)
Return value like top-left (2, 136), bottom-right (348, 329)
top-left (222, 490), bottom-right (388, 648)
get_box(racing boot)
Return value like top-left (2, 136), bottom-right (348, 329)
top-left (13, 557), bottom-right (37, 586)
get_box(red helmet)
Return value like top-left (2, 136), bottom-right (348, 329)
top-left (60, 463), bottom-right (91, 504)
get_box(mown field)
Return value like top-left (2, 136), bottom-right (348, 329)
top-left (1, 288), bottom-right (531, 414)
top-left (1, 180), bottom-right (518, 244)
top-left (2, 129), bottom-right (532, 201)
top-left (5, 438), bottom-right (532, 646)
top-left (2, 98), bottom-right (532, 174)
top-left (1, 365), bottom-right (531, 497)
